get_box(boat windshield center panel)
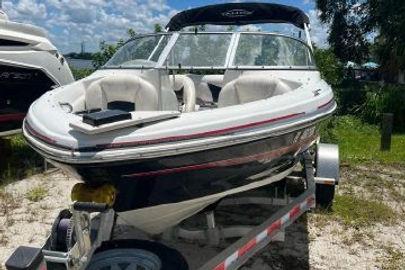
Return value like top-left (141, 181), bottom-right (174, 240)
top-left (23, 3), bottom-right (336, 234)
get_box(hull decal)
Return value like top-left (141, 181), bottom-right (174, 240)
top-left (122, 134), bottom-right (316, 178)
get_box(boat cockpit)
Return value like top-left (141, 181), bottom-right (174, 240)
top-left (64, 32), bottom-right (315, 120)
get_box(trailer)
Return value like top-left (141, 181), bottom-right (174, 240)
top-left (5, 143), bottom-right (339, 270)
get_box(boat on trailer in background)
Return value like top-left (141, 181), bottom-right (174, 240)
top-left (0, 4), bottom-right (74, 135)
top-left (7, 3), bottom-right (339, 270)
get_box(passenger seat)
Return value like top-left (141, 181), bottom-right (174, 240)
top-left (218, 75), bottom-right (292, 107)
top-left (85, 75), bottom-right (158, 112)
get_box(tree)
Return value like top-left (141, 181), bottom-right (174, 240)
top-left (154, 24), bottom-right (163, 33)
top-left (92, 41), bottom-right (121, 69)
top-left (313, 48), bottom-right (344, 86)
top-left (92, 28), bottom-right (137, 69)
top-left (127, 28), bottom-right (137, 39)
top-left (365, 0), bottom-right (405, 81)
top-left (316, 0), bottom-right (369, 63)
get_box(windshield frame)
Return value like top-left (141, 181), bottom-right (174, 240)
top-left (102, 31), bottom-right (316, 70)
top-left (102, 33), bottom-right (173, 69)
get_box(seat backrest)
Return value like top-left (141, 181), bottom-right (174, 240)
top-left (218, 75), bottom-right (292, 107)
top-left (85, 75), bottom-right (158, 111)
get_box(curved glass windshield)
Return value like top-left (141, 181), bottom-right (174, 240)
top-left (167, 33), bottom-right (232, 67)
top-left (234, 34), bottom-right (314, 67)
top-left (105, 34), bottom-right (171, 68)
top-left (104, 33), bottom-right (314, 69)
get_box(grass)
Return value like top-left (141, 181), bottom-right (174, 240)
top-left (25, 185), bottom-right (48, 202)
top-left (0, 188), bottom-right (19, 216)
top-left (320, 115), bottom-right (405, 165)
top-left (332, 194), bottom-right (396, 227)
top-left (0, 134), bottom-right (43, 185)
top-left (378, 246), bottom-right (405, 270)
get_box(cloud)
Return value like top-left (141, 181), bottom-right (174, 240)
top-left (307, 9), bottom-right (329, 48)
top-left (2, 1), bottom-right (329, 52)
top-left (3, 0), bottom-right (177, 53)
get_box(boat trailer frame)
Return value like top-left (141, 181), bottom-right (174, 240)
top-left (6, 145), bottom-right (339, 270)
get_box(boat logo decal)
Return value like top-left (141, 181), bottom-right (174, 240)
top-left (312, 89), bottom-right (322, 96)
top-left (222, 9), bottom-right (254, 18)
top-left (0, 71), bottom-right (33, 81)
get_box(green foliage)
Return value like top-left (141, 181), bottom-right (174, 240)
top-left (154, 24), bottom-right (163, 33)
top-left (313, 48), bottom-right (344, 86)
top-left (316, 0), bottom-right (405, 78)
top-left (92, 41), bottom-right (121, 69)
top-left (333, 194), bottom-right (396, 226)
top-left (127, 28), bottom-right (137, 39)
top-left (315, 0), bottom-right (369, 63)
top-left (320, 116), bottom-right (405, 164)
top-left (366, 0), bottom-right (405, 79)
top-left (25, 185), bottom-right (48, 202)
top-left (0, 135), bottom-right (43, 184)
top-left (70, 68), bottom-right (94, 80)
top-left (358, 84), bottom-right (405, 130)
top-left (92, 28), bottom-right (137, 69)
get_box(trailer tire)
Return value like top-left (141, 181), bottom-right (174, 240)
top-left (89, 239), bottom-right (188, 270)
top-left (315, 183), bottom-right (335, 209)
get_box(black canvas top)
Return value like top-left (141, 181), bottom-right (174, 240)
top-left (166, 2), bottom-right (310, 31)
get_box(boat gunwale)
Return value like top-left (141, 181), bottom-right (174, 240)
top-left (23, 100), bottom-right (335, 164)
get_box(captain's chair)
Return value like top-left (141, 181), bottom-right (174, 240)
top-left (85, 75), bottom-right (158, 112)
top-left (218, 75), bottom-right (294, 107)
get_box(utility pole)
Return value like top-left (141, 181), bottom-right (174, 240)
top-left (81, 41), bottom-right (86, 54)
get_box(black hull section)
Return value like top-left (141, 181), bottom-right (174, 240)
top-left (0, 64), bottom-right (55, 132)
top-left (52, 125), bottom-right (318, 212)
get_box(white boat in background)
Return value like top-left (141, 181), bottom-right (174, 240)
top-left (23, 3), bottom-right (336, 235)
top-left (0, 2), bottom-right (74, 134)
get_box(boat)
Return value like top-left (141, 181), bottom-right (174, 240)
top-left (23, 3), bottom-right (336, 235)
top-left (0, 4), bottom-right (74, 134)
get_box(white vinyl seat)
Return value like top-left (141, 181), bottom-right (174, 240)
top-left (85, 75), bottom-right (158, 111)
top-left (218, 75), bottom-right (293, 107)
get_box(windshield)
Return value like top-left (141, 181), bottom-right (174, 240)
top-left (104, 32), bottom-right (314, 69)
top-left (234, 34), bottom-right (314, 67)
top-left (167, 33), bottom-right (232, 68)
top-left (105, 34), bottom-right (171, 68)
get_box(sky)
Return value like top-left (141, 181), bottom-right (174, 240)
top-left (1, 0), bottom-right (329, 53)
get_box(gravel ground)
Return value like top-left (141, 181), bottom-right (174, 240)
top-left (1, 164), bottom-right (404, 269)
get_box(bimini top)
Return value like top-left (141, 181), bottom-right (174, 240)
top-left (166, 2), bottom-right (310, 31)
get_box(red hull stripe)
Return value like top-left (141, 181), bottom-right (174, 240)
top-left (26, 112), bottom-right (305, 151)
top-left (317, 98), bottom-right (334, 109)
top-left (122, 135), bottom-right (317, 178)
top-left (98, 112), bottom-right (305, 149)
top-left (25, 122), bottom-right (56, 144)
top-left (0, 113), bottom-right (25, 123)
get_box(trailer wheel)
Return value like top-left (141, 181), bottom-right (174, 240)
top-left (87, 239), bottom-right (188, 270)
top-left (315, 143), bottom-right (339, 209)
top-left (315, 184), bottom-right (335, 209)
